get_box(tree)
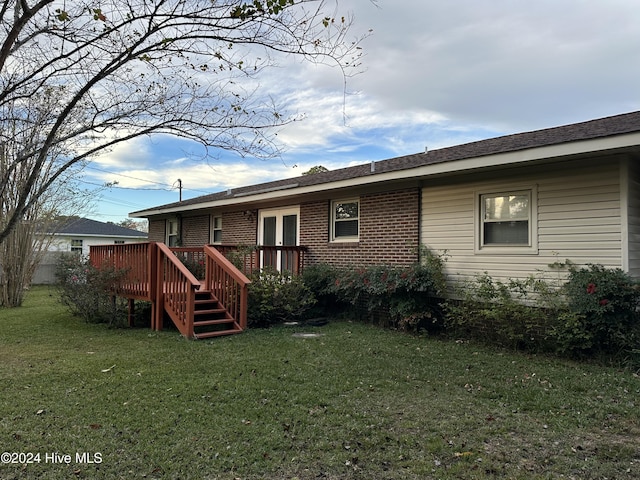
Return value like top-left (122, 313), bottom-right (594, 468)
top-left (0, 98), bottom-right (95, 306)
top-left (116, 219), bottom-right (148, 232)
top-left (0, 0), bottom-right (364, 246)
top-left (302, 165), bottom-right (329, 175)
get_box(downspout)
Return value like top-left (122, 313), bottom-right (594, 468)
top-left (418, 185), bottom-right (423, 264)
top-left (620, 156), bottom-right (630, 273)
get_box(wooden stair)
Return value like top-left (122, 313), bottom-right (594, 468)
top-left (192, 290), bottom-right (243, 339)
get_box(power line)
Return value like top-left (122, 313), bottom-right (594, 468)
top-left (84, 165), bottom-right (215, 195)
top-left (85, 165), bottom-right (175, 188)
top-left (77, 179), bottom-right (172, 191)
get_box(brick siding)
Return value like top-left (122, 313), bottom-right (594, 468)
top-left (148, 220), bottom-right (165, 242)
top-left (181, 215), bottom-right (210, 246)
top-left (222, 210), bottom-right (257, 245)
top-left (146, 189), bottom-right (418, 266)
top-left (301, 188), bottom-right (420, 267)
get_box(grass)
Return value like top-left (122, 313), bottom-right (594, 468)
top-left (0, 287), bottom-right (639, 479)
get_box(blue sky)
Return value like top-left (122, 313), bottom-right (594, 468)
top-left (82, 0), bottom-right (640, 223)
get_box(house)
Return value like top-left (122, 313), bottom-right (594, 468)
top-left (130, 110), bottom-right (640, 284)
top-left (45, 217), bottom-right (148, 256)
top-left (33, 217), bottom-right (147, 284)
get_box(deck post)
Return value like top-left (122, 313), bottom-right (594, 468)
top-left (152, 242), bottom-right (164, 331)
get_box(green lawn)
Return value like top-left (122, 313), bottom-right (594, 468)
top-left (1, 287), bottom-right (639, 479)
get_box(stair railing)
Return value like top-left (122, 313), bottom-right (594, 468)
top-left (156, 242), bottom-right (200, 338)
top-left (203, 245), bottom-right (251, 330)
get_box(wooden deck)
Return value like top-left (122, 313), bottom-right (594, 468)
top-left (90, 243), bottom-right (307, 339)
top-left (90, 242), bottom-right (251, 339)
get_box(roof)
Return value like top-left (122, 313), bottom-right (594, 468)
top-left (132, 110), bottom-right (640, 217)
top-left (48, 217), bottom-right (147, 238)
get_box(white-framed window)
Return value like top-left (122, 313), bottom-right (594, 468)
top-left (70, 239), bottom-right (83, 253)
top-left (166, 219), bottom-right (179, 247)
top-left (475, 187), bottom-right (538, 254)
top-left (211, 215), bottom-right (222, 244)
top-left (331, 199), bottom-right (359, 242)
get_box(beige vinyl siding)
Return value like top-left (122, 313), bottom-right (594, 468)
top-left (627, 158), bottom-right (640, 278)
top-left (421, 157), bottom-right (624, 284)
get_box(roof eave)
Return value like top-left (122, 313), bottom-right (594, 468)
top-left (131, 131), bottom-right (640, 218)
top-left (49, 232), bottom-right (148, 239)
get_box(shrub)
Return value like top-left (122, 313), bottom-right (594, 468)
top-left (55, 254), bottom-right (130, 327)
top-left (555, 264), bottom-right (640, 359)
top-left (225, 245), bottom-right (258, 273)
top-left (328, 250), bottom-right (447, 332)
top-left (301, 263), bottom-right (347, 318)
top-left (444, 273), bottom-right (564, 350)
top-left (178, 253), bottom-right (205, 279)
top-left (247, 267), bottom-right (316, 328)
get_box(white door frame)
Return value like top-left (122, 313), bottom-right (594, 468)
top-left (257, 206), bottom-right (300, 271)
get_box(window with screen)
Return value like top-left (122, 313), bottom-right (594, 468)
top-left (331, 199), bottom-right (359, 241)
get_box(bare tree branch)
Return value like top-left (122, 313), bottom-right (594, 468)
top-left (0, 0), bottom-right (367, 244)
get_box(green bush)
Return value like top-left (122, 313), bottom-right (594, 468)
top-left (55, 254), bottom-right (130, 327)
top-left (225, 245), bottom-right (258, 272)
top-left (444, 273), bottom-right (562, 350)
top-left (301, 263), bottom-right (347, 318)
top-left (247, 267), bottom-right (316, 328)
top-left (443, 264), bottom-right (640, 365)
top-left (327, 250), bottom-right (447, 332)
top-left (555, 264), bottom-right (640, 359)
top-left (177, 253), bottom-right (206, 279)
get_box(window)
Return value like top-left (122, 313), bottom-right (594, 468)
top-left (211, 216), bottom-right (222, 244)
top-left (70, 239), bottom-right (83, 253)
top-left (166, 219), bottom-right (179, 247)
top-left (477, 188), bottom-right (537, 253)
top-left (331, 199), bottom-right (359, 241)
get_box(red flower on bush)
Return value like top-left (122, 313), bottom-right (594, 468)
top-left (586, 283), bottom-right (597, 294)
top-left (599, 299), bottom-right (609, 306)
top-left (334, 279), bottom-right (341, 287)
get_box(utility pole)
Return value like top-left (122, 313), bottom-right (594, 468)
top-left (177, 178), bottom-right (182, 201)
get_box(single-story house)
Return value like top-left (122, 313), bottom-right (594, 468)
top-left (33, 217), bottom-right (147, 284)
top-left (45, 217), bottom-right (148, 255)
top-left (130, 110), bottom-right (640, 284)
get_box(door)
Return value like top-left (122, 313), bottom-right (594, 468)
top-left (258, 207), bottom-right (299, 272)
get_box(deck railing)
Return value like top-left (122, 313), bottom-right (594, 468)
top-left (203, 245), bottom-right (251, 330)
top-left (90, 242), bottom-right (156, 300)
top-left (156, 243), bottom-right (200, 336)
top-left (170, 247), bottom-right (207, 280)
top-left (213, 245), bottom-right (307, 276)
top-left (89, 242), bottom-right (305, 338)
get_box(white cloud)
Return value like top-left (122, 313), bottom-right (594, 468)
top-left (87, 0), bottom-right (640, 220)
top-left (341, 0), bottom-right (640, 131)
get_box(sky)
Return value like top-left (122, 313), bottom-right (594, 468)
top-left (82, 0), bottom-right (640, 223)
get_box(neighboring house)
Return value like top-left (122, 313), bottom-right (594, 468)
top-left (46, 217), bottom-right (148, 255)
top-left (33, 217), bottom-right (148, 284)
top-left (130, 111), bottom-right (640, 284)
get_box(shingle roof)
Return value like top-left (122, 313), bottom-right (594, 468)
top-left (50, 217), bottom-right (147, 237)
top-left (133, 110), bottom-right (640, 214)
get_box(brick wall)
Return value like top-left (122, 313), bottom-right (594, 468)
top-left (301, 188), bottom-right (420, 267)
top-left (148, 220), bottom-right (165, 242)
top-left (222, 210), bottom-right (257, 245)
top-left (182, 215), bottom-right (210, 246)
